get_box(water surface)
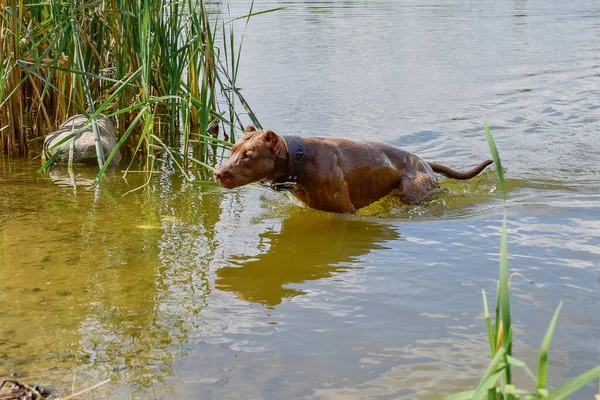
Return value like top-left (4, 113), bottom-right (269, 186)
top-left (2, 0), bottom-right (600, 398)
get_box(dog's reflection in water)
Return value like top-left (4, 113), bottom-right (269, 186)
top-left (216, 211), bottom-right (399, 307)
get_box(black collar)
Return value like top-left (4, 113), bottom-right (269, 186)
top-left (261, 135), bottom-right (307, 191)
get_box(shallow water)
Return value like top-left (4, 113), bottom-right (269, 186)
top-left (2, 0), bottom-right (600, 398)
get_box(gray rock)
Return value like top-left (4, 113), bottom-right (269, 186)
top-left (43, 114), bottom-right (121, 166)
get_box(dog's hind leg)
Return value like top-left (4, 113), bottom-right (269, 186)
top-left (390, 171), bottom-right (440, 205)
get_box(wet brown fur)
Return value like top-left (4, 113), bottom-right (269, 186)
top-left (214, 126), bottom-right (493, 214)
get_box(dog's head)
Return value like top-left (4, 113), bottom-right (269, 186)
top-left (214, 125), bottom-right (284, 188)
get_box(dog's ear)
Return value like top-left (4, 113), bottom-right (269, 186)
top-left (262, 130), bottom-right (278, 144)
top-left (244, 125), bottom-right (257, 134)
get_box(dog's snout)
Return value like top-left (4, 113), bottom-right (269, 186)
top-left (214, 168), bottom-right (231, 181)
top-left (213, 169), bottom-right (222, 180)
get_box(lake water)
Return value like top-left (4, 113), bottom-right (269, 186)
top-left (2, 0), bottom-right (600, 398)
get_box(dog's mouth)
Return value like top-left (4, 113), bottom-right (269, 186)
top-left (214, 170), bottom-right (244, 189)
top-left (214, 166), bottom-right (265, 189)
top-left (215, 176), bottom-right (238, 189)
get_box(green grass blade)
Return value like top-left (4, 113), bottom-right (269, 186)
top-left (506, 355), bottom-right (536, 381)
top-left (88, 68), bottom-right (143, 120)
top-left (189, 180), bottom-right (221, 187)
top-left (194, 133), bottom-right (233, 148)
top-left (44, 131), bottom-right (78, 151)
top-left (16, 60), bottom-right (62, 93)
top-left (123, 116), bottom-right (152, 179)
top-left (433, 389), bottom-right (476, 400)
top-left (499, 213), bottom-right (511, 357)
top-left (483, 119), bottom-right (506, 200)
top-left (473, 369), bottom-right (506, 400)
top-left (0, 73), bottom-right (29, 109)
top-left (231, 0), bottom-right (254, 82)
top-left (71, 19), bottom-right (106, 169)
top-left (106, 95), bottom-right (182, 118)
top-left (96, 108), bottom-right (145, 180)
top-left (548, 365), bottom-right (600, 400)
top-left (471, 348), bottom-right (506, 399)
top-left (37, 149), bottom-right (64, 173)
top-left (494, 281), bottom-right (500, 351)
top-left (150, 134), bottom-right (189, 180)
top-left (483, 122), bottom-right (512, 384)
top-left (223, 6), bottom-right (291, 26)
top-left (34, 64), bottom-right (138, 86)
top-left (188, 139), bottom-right (231, 150)
top-left (183, 154), bottom-right (216, 172)
top-left (482, 289), bottom-right (495, 357)
top-left (215, 57), bottom-right (262, 130)
top-left (536, 302), bottom-right (563, 391)
top-left (75, 0), bottom-right (106, 12)
top-left (232, 83), bottom-right (262, 131)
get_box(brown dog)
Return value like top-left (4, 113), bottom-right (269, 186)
top-left (214, 126), bottom-right (493, 214)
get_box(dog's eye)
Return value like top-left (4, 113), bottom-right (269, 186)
top-left (242, 151), bottom-right (251, 159)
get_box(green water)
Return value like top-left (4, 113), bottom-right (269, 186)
top-left (1, 154), bottom-right (599, 398)
top-left (3, 0), bottom-right (600, 398)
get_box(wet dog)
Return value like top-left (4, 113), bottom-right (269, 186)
top-left (214, 126), bottom-right (492, 213)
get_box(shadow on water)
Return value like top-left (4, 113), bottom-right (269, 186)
top-left (216, 210), bottom-right (400, 307)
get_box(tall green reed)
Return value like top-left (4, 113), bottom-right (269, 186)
top-left (437, 121), bottom-right (600, 400)
top-left (0, 0), bottom-right (282, 181)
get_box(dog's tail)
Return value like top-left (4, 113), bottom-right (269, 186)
top-left (428, 160), bottom-right (493, 180)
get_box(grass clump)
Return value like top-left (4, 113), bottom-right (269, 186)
top-left (436, 121), bottom-right (600, 400)
top-left (0, 0), bottom-right (281, 180)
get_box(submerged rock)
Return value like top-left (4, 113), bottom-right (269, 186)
top-left (43, 114), bottom-right (121, 166)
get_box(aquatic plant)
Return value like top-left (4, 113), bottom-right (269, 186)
top-left (437, 121), bottom-right (600, 400)
top-left (0, 0), bottom-right (281, 179)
